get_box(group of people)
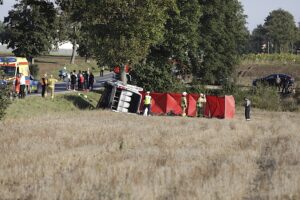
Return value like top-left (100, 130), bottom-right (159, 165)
top-left (143, 91), bottom-right (252, 121)
top-left (68, 70), bottom-right (95, 91)
top-left (39, 74), bottom-right (58, 99)
top-left (40, 69), bottom-right (96, 99)
top-left (142, 91), bottom-right (207, 118)
top-left (275, 75), bottom-right (291, 94)
top-left (14, 73), bottom-right (26, 98)
top-left (181, 92), bottom-right (207, 117)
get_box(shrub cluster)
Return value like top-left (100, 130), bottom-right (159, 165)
top-left (234, 85), bottom-right (299, 112)
top-left (0, 84), bottom-right (11, 120)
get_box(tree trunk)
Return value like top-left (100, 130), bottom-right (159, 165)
top-left (70, 40), bottom-right (77, 64)
top-left (120, 64), bottom-right (127, 84)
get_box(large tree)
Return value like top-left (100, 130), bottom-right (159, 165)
top-left (160, 0), bottom-right (201, 79)
top-left (249, 24), bottom-right (268, 53)
top-left (131, 0), bottom-right (202, 90)
top-left (82, 0), bottom-right (174, 83)
top-left (264, 9), bottom-right (298, 53)
top-left (55, 0), bottom-right (86, 64)
top-left (3, 0), bottom-right (57, 63)
top-left (198, 0), bottom-right (248, 84)
top-left (0, 21), bottom-right (6, 43)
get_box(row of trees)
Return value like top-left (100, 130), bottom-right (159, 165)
top-left (249, 9), bottom-right (300, 54)
top-left (1, 0), bottom-right (248, 91)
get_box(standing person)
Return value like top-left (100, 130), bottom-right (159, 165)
top-left (282, 77), bottom-right (289, 94)
top-left (100, 66), bottom-right (104, 77)
top-left (80, 72), bottom-right (85, 91)
top-left (47, 75), bottom-right (58, 100)
top-left (84, 71), bottom-right (89, 91)
top-left (143, 91), bottom-right (152, 116)
top-left (275, 75), bottom-right (281, 91)
top-left (244, 97), bottom-right (251, 121)
top-left (66, 72), bottom-right (71, 90)
top-left (70, 72), bottom-right (77, 91)
top-left (197, 93), bottom-right (206, 117)
top-left (181, 92), bottom-right (187, 117)
top-left (77, 70), bottom-right (82, 90)
top-left (14, 73), bottom-right (21, 98)
top-left (40, 73), bottom-right (48, 98)
top-left (88, 72), bottom-right (95, 91)
top-left (19, 73), bottom-right (26, 98)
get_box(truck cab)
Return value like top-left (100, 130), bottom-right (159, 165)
top-left (97, 81), bottom-right (143, 114)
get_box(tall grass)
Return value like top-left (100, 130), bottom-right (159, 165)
top-left (0, 98), bottom-right (300, 199)
top-left (242, 53), bottom-right (300, 65)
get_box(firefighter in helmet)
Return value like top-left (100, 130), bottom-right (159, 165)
top-left (143, 91), bottom-right (152, 116)
top-left (197, 93), bottom-right (206, 117)
top-left (181, 92), bottom-right (187, 116)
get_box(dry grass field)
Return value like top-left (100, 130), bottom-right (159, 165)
top-left (0, 107), bottom-right (300, 199)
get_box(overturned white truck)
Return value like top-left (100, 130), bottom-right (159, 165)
top-left (97, 81), bottom-right (143, 114)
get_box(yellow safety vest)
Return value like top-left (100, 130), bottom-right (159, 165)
top-left (144, 95), bottom-right (151, 105)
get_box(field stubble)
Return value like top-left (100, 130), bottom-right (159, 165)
top-left (0, 110), bottom-right (300, 199)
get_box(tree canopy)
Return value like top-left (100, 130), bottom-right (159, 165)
top-left (249, 9), bottom-right (299, 54)
top-left (3, 0), bottom-right (57, 62)
top-left (264, 9), bottom-right (298, 53)
top-left (198, 0), bottom-right (247, 84)
top-left (81, 0), bottom-right (174, 67)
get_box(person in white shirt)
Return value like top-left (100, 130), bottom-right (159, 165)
top-left (19, 73), bottom-right (26, 98)
top-left (244, 97), bottom-right (251, 121)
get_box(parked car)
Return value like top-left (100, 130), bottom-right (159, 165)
top-left (252, 74), bottom-right (295, 88)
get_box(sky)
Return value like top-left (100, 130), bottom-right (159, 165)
top-left (240, 0), bottom-right (300, 31)
top-left (0, 0), bottom-right (300, 32)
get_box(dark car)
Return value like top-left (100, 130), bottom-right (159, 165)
top-left (252, 73), bottom-right (295, 89)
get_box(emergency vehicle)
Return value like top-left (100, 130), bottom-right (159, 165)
top-left (0, 57), bottom-right (39, 93)
top-left (97, 81), bottom-right (143, 114)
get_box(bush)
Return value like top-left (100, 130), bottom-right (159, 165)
top-left (0, 84), bottom-right (11, 120)
top-left (131, 62), bottom-right (185, 93)
top-left (29, 64), bottom-right (39, 78)
top-left (234, 85), bottom-right (281, 111)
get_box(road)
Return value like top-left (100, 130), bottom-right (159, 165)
top-left (54, 72), bottom-right (115, 93)
top-left (30, 72), bottom-right (115, 96)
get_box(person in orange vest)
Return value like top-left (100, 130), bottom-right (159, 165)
top-left (14, 73), bottom-right (21, 97)
top-left (80, 73), bottom-right (85, 90)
